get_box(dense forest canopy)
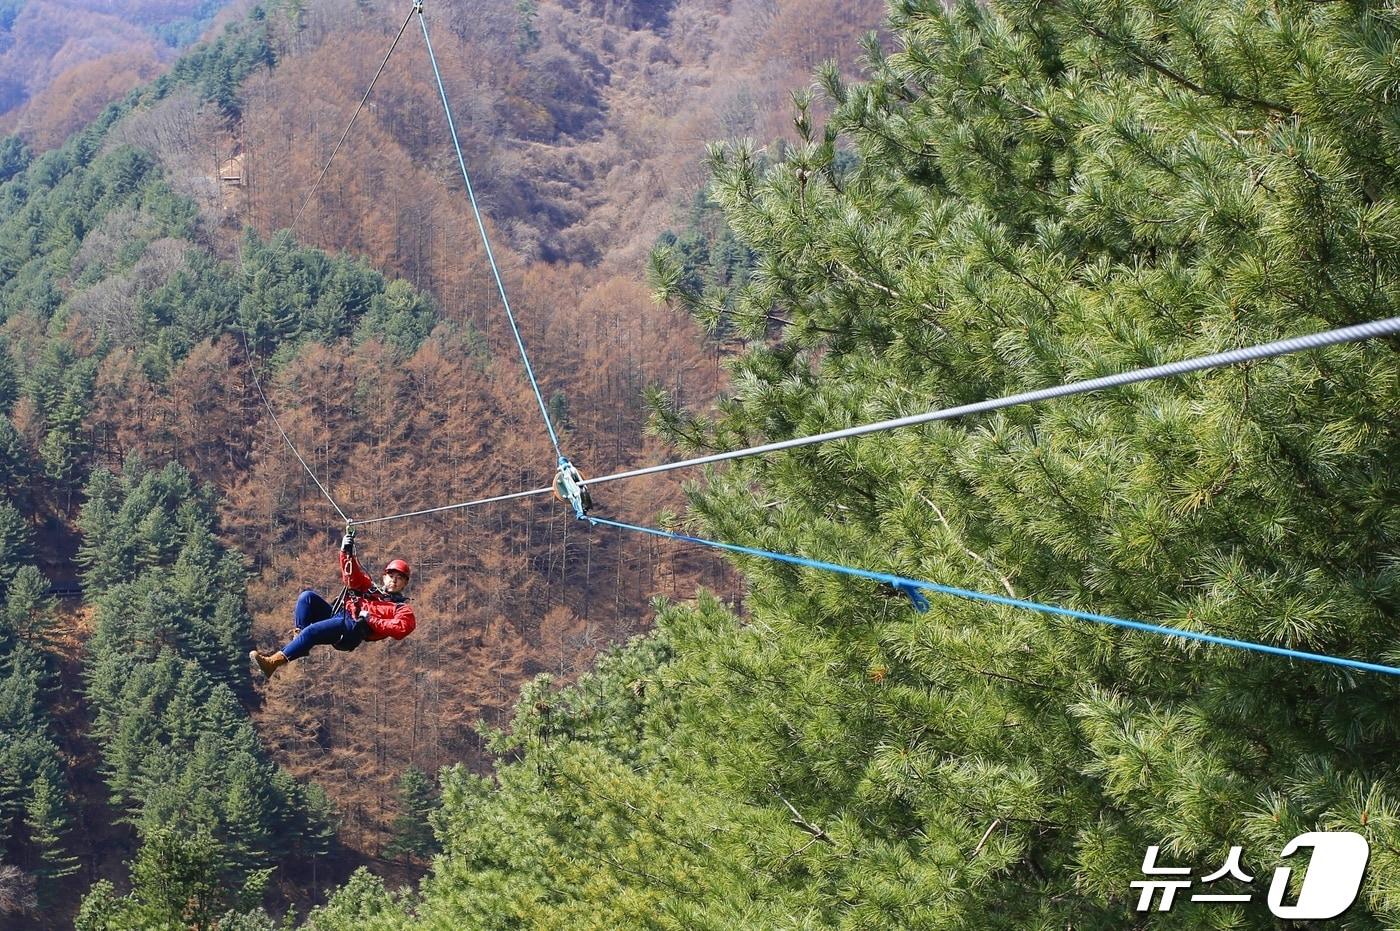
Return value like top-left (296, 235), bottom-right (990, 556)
top-left (294, 0), bottom-right (1399, 927)
top-left (0, 15), bottom-right (449, 921)
top-left (0, 0), bottom-right (233, 148)
top-left (1, 0), bottom-right (1397, 927)
top-left (0, 0), bottom-right (889, 925)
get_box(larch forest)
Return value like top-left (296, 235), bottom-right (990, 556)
top-left (0, 0), bottom-right (1394, 928)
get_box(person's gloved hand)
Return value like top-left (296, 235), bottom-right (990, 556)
top-left (356, 608), bottom-right (369, 627)
top-left (341, 526), bottom-right (356, 555)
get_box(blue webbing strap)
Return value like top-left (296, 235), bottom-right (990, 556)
top-left (586, 516), bottom-right (1400, 678)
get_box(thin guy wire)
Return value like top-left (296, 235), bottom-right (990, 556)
top-left (350, 316), bottom-right (1400, 526)
top-left (290, 4), bottom-right (418, 233)
top-left (350, 483), bottom-right (554, 526)
top-left (576, 316), bottom-right (1400, 491)
top-left (239, 326), bottom-right (351, 525)
top-left (588, 516), bottom-right (1400, 678)
top-left (417, 6), bottom-right (564, 460)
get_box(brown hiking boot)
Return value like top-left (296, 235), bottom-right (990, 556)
top-left (250, 650), bottom-right (280, 681)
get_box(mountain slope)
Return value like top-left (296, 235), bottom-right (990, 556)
top-left (0, 1), bottom-right (890, 924)
top-left (292, 0), bottom-right (1400, 926)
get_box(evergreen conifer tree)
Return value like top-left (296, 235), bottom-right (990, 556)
top-left (382, 767), bottom-right (440, 862)
top-left (3, 567), bottom-right (54, 644)
top-left (303, 868), bottom-right (405, 931)
top-left (0, 420), bottom-right (28, 503)
top-left (0, 500), bottom-right (33, 586)
top-left (644, 0), bottom-right (1400, 925)
top-left (336, 0), bottom-right (1400, 926)
top-left (0, 638), bottom-right (72, 907)
top-left (23, 775), bottom-right (79, 886)
top-left (0, 341), bottom-right (19, 415)
top-left (76, 454), bottom-right (334, 909)
top-left (76, 829), bottom-right (268, 931)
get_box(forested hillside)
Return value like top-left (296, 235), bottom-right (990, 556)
top-left (237, 0), bottom-right (886, 268)
top-left (9, 0), bottom-right (1395, 925)
top-left (0, 0), bottom-right (889, 926)
top-left (75, 458), bottom-right (339, 927)
top-left (0, 42), bottom-right (465, 914)
top-left (287, 0), bottom-right (1397, 927)
top-left (0, 0), bottom-right (237, 148)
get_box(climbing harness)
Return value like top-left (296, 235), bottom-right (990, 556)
top-left (267, 1), bottom-right (1400, 678)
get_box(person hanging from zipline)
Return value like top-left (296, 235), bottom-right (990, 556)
top-left (250, 527), bottom-right (416, 680)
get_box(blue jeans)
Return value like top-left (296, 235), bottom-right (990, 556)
top-left (282, 590), bottom-right (367, 660)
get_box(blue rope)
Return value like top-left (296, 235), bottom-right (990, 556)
top-left (586, 516), bottom-right (1400, 678)
top-left (417, 7), bottom-right (563, 461)
top-left (409, 6), bottom-right (1397, 681)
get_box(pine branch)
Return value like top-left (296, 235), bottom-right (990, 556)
top-left (925, 778), bottom-right (1070, 831)
top-left (552, 765), bottom-right (718, 858)
top-left (752, 309), bottom-right (842, 337)
top-left (921, 494), bottom-right (1018, 598)
top-left (852, 112), bottom-right (934, 160)
top-left (970, 818), bottom-right (1002, 859)
top-left (1067, 10), bottom-right (1292, 116)
top-left (774, 834), bottom-right (825, 871)
top-left (826, 257), bottom-right (951, 336)
top-left (770, 785), bottom-right (834, 844)
top-left (971, 666), bottom-right (1054, 692)
top-left (577, 845), bottom-right (696, 896)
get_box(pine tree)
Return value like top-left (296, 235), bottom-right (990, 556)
top-left (23, 774), bottom-right (78, 886)
top-left (0, 136), bottom-right (30, 184)
top-left (76, 454), bottom-right (332, 908)
top-left (0, 636), bottom-right (72, 910)
top-left (219, 751), bottom-right (277, 874)
top-left (3, 567), bottom-right (54, 645)
top-left (76, 829), bottom-right (248, 931)
top-left (0, 340), bottom-right (19, 414)
top-left (335, 0), bottom-right (1400, 927)
top-left (288, 780), bottom-right (338, 865)
top-left (0, 419), bottom-right (31, 506)
top-left (0, 501), bottom-right (33, 586)
top-left (640, 0), bottom-right (1400, 925)
top-left (75, 465), bottom-right (121, 586)
top-left (356, 278), bottom-right (436, 356)
top-left (303, 868), bottom-right (405, 931)
top-left (382, 767), bottom-right (440, 862)
top-left (515, 0), bottom-right (540, 54)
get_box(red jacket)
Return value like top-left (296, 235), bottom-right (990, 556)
top-left (339, 552), bottom-right (417, 642)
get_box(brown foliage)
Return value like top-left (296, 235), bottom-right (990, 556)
top-left (167, 336), bottom-right (259, 478)
top-left (0, 0), bottom-right (169, 133)
top-left (183, 0), bottom-right (881, 857)
top-left (218, 261), bottom-right (723, 851)
top-left (89, 349), bottom-right (171, 468)
top-left (24, 0), bottom-right (887, 863)
top-left (19, 49), bottom-right (166, 151)
top-left (236, 0), bottom-right (886, 269)
top-left (766, 0), bottom-right (886, 73)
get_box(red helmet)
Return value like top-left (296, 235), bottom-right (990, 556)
top-left (383, 559), bottom-right (411, 579)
